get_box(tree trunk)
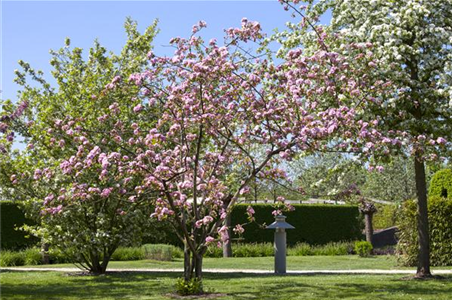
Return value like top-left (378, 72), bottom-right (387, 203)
top-left (364, 213), bottom-right (374, 246)
top-left (88, 251), bottom-right (108, 275)
top-left (414, 157), bottom-right (432, 278)
top-left (90, 262), bottom-right (106, 275)
top-left (182, 244), bottom-right (205, 287)
top-left (183, 244), bottom-right (191, 281)
top-left (90, 262), bottom-right (105, 275)
top-left (222, 214), bottom-right (233, 257)
top-left (194, 254), bottom-right (203, 279)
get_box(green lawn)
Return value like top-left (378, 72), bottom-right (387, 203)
top-left (20, 255), bottom-right (451, 271)
top-left (1, 270), bottom-right (452, 300)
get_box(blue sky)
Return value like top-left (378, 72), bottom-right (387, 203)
top-left (1, 0), bottom-right (331, 102)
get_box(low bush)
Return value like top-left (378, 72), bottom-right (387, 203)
top-left (0, 250), bottom-right (26, 267)
top-left (176, 277), bottom-right (203, 296)
top-left (143, 244), bottom-right (183, 261)
top-left (0, 247), bottom-right (74, 266)
top-left (204, 243), bottom-right (274, 258)
top-left (314, 242), bottom-right (353, 256)
top-left (288, 242), bottom-right (353, 256)
top-left (111, 247), bottom-right (145, 261)
top-left (48, 248), bottom-right (72, 264)
top-left (373, 204), bottom-right (399, 230)
top-left (204, 241), bottom-right (354, 258)
top-left (204, 245), bottom-right (223, 258)
top-left (111, 244), bottom-right (183, 261)
top-left (233, 243), bottom-right (274, 258)
top-left (397, 196), bottom-right (452, 266)
top-left (355, 241), bottom-right (373, 257)
top-left (23, 248), bottom-right (42, 265)
top-left (288, 243), bottom-right (313, 256)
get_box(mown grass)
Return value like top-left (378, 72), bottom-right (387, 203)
top-left (1, 270), bottom-right (452, 300)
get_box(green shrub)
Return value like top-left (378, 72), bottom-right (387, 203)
top-left (48, 248), bottom-right (72, 264)
top-left (354, 241), bottom-right (373, 257)
top-left (23, 248), bottom-right (42, 265)
top-left (0, 248), bottom-right (42, 266)
top-left (373, 204), bottom-right (399, 230)
top-left (205, 243), bottom-right (274, 258)
top-left (0, 201), bottom-right (38, 250)
top-left (175, 277), bottom-right (203, 296)
top-left (204, 242), bottom-right (354, 258)
top-left (0, 250), bottom-right (26, 266)
top-left (233, 243), bottom-right (274, 257)
top-left (314, 242), bottom-right (353, 256)
top-left (231, 204), bottom-right (362, 245)
top-left (111, 247), bottom-right (145, 261)
top-left (142, 244), bottom-right (182, 261)
top-left (288, 243), bottom-right (313, 256)
top-left (204, 244), bottom-right (223, 258)
top-left (288, 242), bottom-right (353, 256)
top-left (397, 197), bottom-right (452, 266)
top-left (429, 169), bottom-right (452, 198)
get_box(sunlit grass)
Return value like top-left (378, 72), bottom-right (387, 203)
top-left (1, 270), bottom-right (452, 300)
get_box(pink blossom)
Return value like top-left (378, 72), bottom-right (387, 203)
top-left (202, 216), bottom-right (214, 225)
top-left (437, 137), bottom-right (447, 145)
top-left (133, 104), bottom-right (143, 113)
top-left (33, 169), bottom-right (42, 180)
top-left (272, 209), bottom-right (282, 216)
top-left (218, 225), bottom-right (229, 242)
top-left (233, 224), bottom-right (245, 235)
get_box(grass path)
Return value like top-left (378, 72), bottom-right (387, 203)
top-left (11, 255), bottom-right (452, 271)
top-left (3, 266), bottom-right (452, 275)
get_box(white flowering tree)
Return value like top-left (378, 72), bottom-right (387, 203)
top-left (0, 19), bottom-right (160, 274)
top-left (276, 0), bottom-right (452, 278)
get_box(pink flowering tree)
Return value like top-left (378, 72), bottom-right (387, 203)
top-left (0, 100), bottom-right (30, 190)
top-left (0, 100), bottom-right (29, 154)
top-left (111, 19), bottom-right (403, 286)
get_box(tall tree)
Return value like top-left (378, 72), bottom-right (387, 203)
top-left (118, 18), bottom-right (402, 287)
top-left (0, 19), bottom-right (159, 274)
top-left (277, 0), bottom-right (452, 277)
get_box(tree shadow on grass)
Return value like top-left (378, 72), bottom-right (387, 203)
top-left (209, 274), bottom-right (452, 300)
top-left (1, 271), bottom-right (180, 300)
top-left (1, 271), bottom-right (451, 300)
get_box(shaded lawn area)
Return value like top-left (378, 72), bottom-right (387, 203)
top-left (19, 255), bottom-right (452, 271)
top-left (1, 270), bottom-right (452, 300)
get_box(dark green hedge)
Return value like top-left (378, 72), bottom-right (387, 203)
top-left (397, 197), bottom-right (452, 266)
top-left (429, 169), bottom-right (452, 198)
top-left (142, 204), bottom-right (363, 246)
top-left (0, 201), bottom-right (38, 250)
top-left (231, 204), bottom-right (363, 245)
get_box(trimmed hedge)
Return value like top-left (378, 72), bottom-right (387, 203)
top-left (397, 196), bottom-right (452, 266)
top-left (0, 201), bottom-right (362, 249)
top-left (231, 204), bottom-right (362, 245)
top-left (373, 203), bottom-right (399, 230)
top-left (0, 201), bottom-right (38, 250)
top-left (429, 169), bottom-right (452, 198)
